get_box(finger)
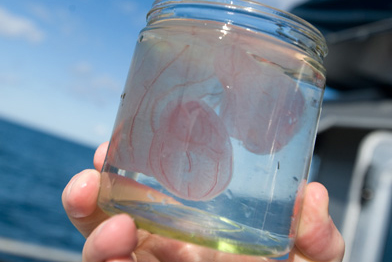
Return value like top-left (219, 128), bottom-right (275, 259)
top-left (83, 214), bottom-right (138, 262)
top-left (62, 169), bottom-right (109, 238)
top-left (134, 231), bottom-right (271, 262)
top-left (294, 182), bottom-right (345, 262)
top-left (94, 142), bottom-right (109, 171)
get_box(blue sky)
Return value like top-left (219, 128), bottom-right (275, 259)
top-left (0, 0), bottom-right (303, 147)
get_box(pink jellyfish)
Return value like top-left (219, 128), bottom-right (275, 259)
top-left (110, 38), bottom-right (220, 177)
top-left (214, 42), bottom-right (305, 155)
top-left (149, 100), bottom-right (233, 201)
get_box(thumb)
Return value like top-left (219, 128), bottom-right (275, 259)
top-left (294, 182), bottom-right (345, 262)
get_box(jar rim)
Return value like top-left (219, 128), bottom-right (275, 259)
top-left (147, 0), bottom-right (328, 61)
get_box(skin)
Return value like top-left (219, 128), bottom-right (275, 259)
top-left (62, 142), bottom-right (345, 262)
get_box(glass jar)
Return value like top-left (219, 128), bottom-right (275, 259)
top-left (98, 0), bottom-right (327, 258)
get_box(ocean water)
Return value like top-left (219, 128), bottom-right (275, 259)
top-left (0, 117), bottom-right (96, 261)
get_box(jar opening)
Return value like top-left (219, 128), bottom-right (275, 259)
top-left (147, 0), bottom-right (328, 62)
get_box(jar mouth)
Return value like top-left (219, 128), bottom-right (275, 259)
top-left (147, 0), bottom-right (328, 61)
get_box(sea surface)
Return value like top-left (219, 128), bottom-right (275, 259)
top-left (0, 117), bottom-right (96, 261)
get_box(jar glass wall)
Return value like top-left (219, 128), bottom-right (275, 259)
top-left (98, 0), bottom-right (327, 257)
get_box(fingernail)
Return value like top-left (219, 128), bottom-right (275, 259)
top-left (131, 252), bottom-right (137, 262)
top-left (66, 170), bottom-right (99, 218)
top-left (67, 170), bottom-right (89, 198)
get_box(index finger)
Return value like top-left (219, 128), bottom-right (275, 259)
top-left (94, 141), bottom-right (109, 171)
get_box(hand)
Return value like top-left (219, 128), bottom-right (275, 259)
top-left (62, 142), bottom-right (345, 262)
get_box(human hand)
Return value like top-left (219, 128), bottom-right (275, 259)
top-left (62, 142), bottom-right (345, 262)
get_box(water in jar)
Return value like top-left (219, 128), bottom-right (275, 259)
top-left (98, 20), bottom-right (325, 257)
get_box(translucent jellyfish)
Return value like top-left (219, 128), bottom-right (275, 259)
top-left (107, 34), bottom-right (232, 201)
top-left (214, 42), bottom-right (305, 154)
top-left (110, 37), bottom-right (219, 175)
top-left (149, 100), bottom-right (233, 201)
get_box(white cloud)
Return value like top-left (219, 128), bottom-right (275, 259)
top-left (68, 61), bottom-right (122, 107)
top-left (29, 4), bottom-right (52, 22)
top-left (72, 61), bottom-right (93, 75)
top-left (91, 74), bottom-right (122, 91)
top-left (0, 72), bottom-right (22, 87)
top-left (29, 3), bottom-right (81, 38)
top-left (71, 61), bottom-right (121, 91)
top-left (115, 0), bottom-right (148, 28)
top-left (0, 6), bottom-right (45, 43)
top-left (93, 123), bottom-right (110, 138)
top-left (116, 1), bottom-right (138, 14)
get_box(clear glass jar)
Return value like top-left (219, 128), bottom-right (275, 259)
top-left (98, 0), bottom-right (327, 258)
